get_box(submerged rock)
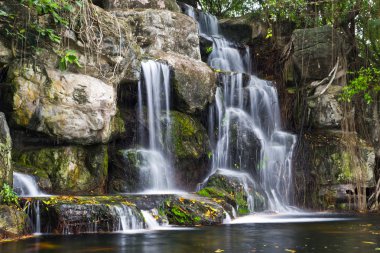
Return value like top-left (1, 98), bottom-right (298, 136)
top-left (0, 205), bottom-right (31, 240)
top-left (199, 169), bottom-right (267, 215)
top-left (5, 61), bottom-right (117, 145)
top-left (0, 112), bottom-right (11, 188)
top-left (13, 145), bottom-right (108, 195)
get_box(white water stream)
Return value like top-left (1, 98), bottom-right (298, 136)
top-left (183, 4), bottom-right (297, 213)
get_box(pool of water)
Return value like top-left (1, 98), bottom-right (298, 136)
top-left (2, 213), bottom-right (380, 253)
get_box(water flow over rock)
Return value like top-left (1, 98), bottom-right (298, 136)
top-left (13, 172), bottom-right (47, 197)
top-left (125, 60), bottom-right (175, 192)
top-left (183, 5), bottom-right (297, 212)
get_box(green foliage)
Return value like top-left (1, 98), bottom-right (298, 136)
top-left (20, 0), bottom-right (74, 26)
top-left (205, 46), bottom-right (213, 54)
top-left (32, 24), bottom-right (61, 43)
top-left (341, 66), bottom-right (380, 104)
top-left (59, 49), bottom-right (82, 70)
top-left (0, 184), bottom-right (20, 207)
top-left (199, 0), bottom-right (256, 17)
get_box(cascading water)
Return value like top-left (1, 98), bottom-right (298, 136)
top-left (183, 4), bottom-right (297, 212)
top-left (112, 205), bottom-right (145, 232)
top-left (13, 172), bottom-right (46, 197)
top-left (125, 60), bottom-right (175, 192)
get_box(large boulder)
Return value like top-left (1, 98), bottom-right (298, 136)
top-left (283, 26), bottom-right (349, 130)
top-left (294, 130), bottom-right (375, 209)
top-left (0, 112), bottom-right (11, 188)
top-left (98, 0), bottom-right (180, 12)
top-left (114, 10), bottom-right (200, 60)
top-left (0, 1), bottom-right (142, 86)
top-left (0, 205), bottom-right (31, 240)
top-left (286, 26), bottom-right (348, 83)
top-left (219, 15), bottom-right (268, 44)
top-left (307, 85), bottom-right (344, 128)
top-left (163, 111), bottom-right (211, 190)
top-left (4, 61), bottom-right (117, 145)
top-left (13, 145), bottom-right (108, 195)
top-left (199, 169), bottom-right (267, 215)
top-left (152, 51), bottom-right (216, 114)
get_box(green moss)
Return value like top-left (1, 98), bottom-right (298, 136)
top-left (166, 111), bottom-right (210, 159)
top-left (13, 146), bottom-right (108, 194)
top-left (111, 109), bottom-right (126, 136)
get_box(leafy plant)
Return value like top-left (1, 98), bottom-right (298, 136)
top-left (341, 66), bottom-right (380, 104)
top-left (20, 0), bottom-right (73, 26)
top-left (59, 49), bottom-right (82, 70)
top-left (0, 183), bottom-right (20, 207)
top-left (205, 46), bottom-right (213, 54)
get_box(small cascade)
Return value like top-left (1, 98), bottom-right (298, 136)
top-left (183, 6), bottom-right (297, 212)
top-left (141, 210), bottom-right (161, 229)
top-left (223, 212), bottom-right (232, 224)
top-left (13, 172), bottom-right (46, 197)
top-left (129, 60), bottom-right (175, 192)
top-left (25, 200), bottom-right (42, 234)
top-left (182, 4), bottom-right (251, 73)
top-left (112, 205), bottom-right (145, 232)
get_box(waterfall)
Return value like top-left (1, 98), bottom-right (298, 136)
top-left (184, 6), bottom-right (297, 212)
top-left (25, 200), bottom-right (42, 234)
top-left (141, 210), bottom-right (161, 229)
top-left (127, 60), bottom-right (174, 192)
top-left (13, 172), bottom-right (47, 197)
top-left (112, 205), bottom-right (145, 232)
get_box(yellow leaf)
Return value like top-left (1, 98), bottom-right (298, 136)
top-left (215, 249), bottom-right (224, 253)
top-left (362, 241), bottom-right (376, 245)
top-left (285, 249), bottom-right (296, 253)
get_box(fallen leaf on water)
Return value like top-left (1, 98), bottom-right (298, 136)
top-left (285, 249), bottom-right (296, 253)
top-left (215, 249), bottom-right (224, 253)
top-left (362, 241), bottom-right (376, 245)
top-left (33, 242), bottom-right (60, 250)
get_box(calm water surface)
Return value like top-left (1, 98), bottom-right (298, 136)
top-left (1, 214), bottom-right (380, 253)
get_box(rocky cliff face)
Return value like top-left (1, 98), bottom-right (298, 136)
top-left (279, 25), bottom-right (377, 210)
top-left (0, 0), bottom-right (216, 195)
top-left (0, 0), bottom-right (378, 240)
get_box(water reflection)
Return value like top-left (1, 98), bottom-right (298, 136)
top-left (1, 215), bottom-right (380, 253)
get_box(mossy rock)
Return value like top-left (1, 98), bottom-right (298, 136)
top-left (12, 145), bottom-right (108, 195)
top-left (163, 195), bottom-right (225, 226)
top-left (22, 196), bottom-right (144, 234)
top-left (162, 111), bottom-right (211, 190)
top-left (0, 205), bottom-right (32, 240)
top-left (200, 169), bottom-right (267, 215)
top-left (108, 149), bottom-right (159, 193)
